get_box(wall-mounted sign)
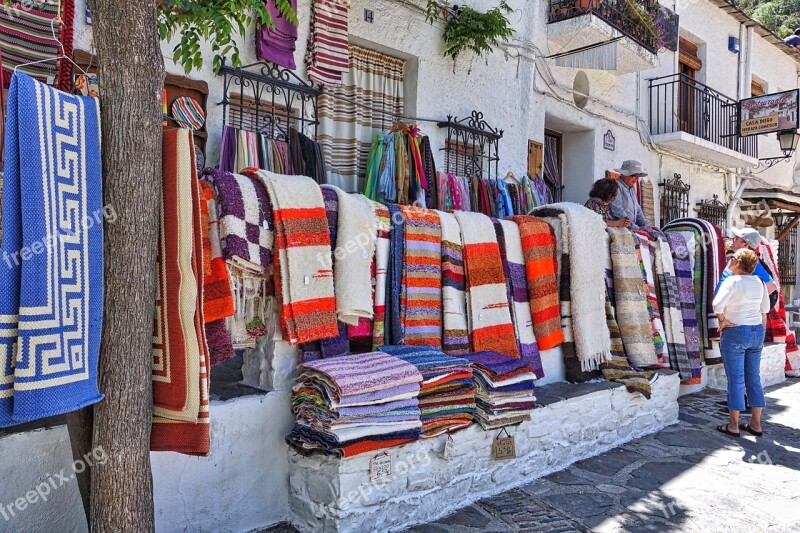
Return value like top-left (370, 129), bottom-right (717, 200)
top-left (739, 89), bottom-right (799, 136)
top-left (603, 130), bottom-right (616, 151)
top-left (492, 428), bottom-right (516, 460)
top-left (369, 452), bottom-right (392, 482)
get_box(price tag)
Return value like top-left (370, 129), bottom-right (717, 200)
top-left (440, 433), bottom-right (455, 460)
top-left (492, 428), bottom-right (516, 460)
top-left (369, 452), bottom-right (392, 482)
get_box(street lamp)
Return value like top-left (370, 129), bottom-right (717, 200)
top-left (778, 129), bottom-right (800, 156)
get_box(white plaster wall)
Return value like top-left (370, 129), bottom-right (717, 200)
top-left (706, 342), bottom-right (787, 391)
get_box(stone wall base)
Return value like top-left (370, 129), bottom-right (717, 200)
top-left (706, 343), bottom-right (787, 392)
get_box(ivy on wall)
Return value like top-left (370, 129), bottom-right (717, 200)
top-left (425, 1), bottom-right (515, 61)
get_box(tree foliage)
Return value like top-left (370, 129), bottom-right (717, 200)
top-left (157, 0), bottom-right (297, 73)
top-left (737, 0), bottom-right (800, 38)
top-left (425, 0), bottom-right (515, 61)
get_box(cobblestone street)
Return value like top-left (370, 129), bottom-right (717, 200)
top-left (406, 379), bottom-right (800, 533)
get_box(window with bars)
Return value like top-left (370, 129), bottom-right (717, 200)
top-left (659, 173), bottom-right (690, 226)
top-left (775, 213), bottom-right (798, 286)
top-left (696, 194), bottom-right (728, 231)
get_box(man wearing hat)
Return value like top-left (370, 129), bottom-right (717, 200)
top-left (608, 160), bottom-right (650, 229)
top-left (719, 227), bottom-right (778, 296)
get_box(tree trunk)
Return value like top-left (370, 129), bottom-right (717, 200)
top-left (85, 1), bottom-right (165, 530)
top-left (65, 408), bottom-right (93, 525)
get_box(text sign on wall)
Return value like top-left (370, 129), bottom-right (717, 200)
top-left (603, 130), bottom-right (616, 151)
top-left (739, 89), bottom-right (799, 136)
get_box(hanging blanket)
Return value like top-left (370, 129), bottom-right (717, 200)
top-left (498, 220), bottom-right (543, 378)
top-left (255, 170), bottom-right (338, 345)
top-left (454, 211), bottom-right (519, 357)
top-left (399, 206), bottom-right (443, 348)
top-left (600, 232), bottom-right (653, 398)
top-left (607, 228), bottom-right (658, 367)
top-left (0, 73), bottom-right (103, 427)
top-left (507, 215), bottom-right (562, 350)
top-left (0, 0), bottom-right (75, 92)
top-left (665, 232), bottom-right (702, 383)
top-left (437, 211), bottom-right (470, 355)
top-left (371, 202), bottom-right (392, 349)
top-left (632, 231), bottom-right (670, 368)
top-left (306, 0), bottom-right (350, 86)
top-left (386, 204), bottom-right (405, 345)
top-left (530, 203), bottom-right (611, 371)
top-left (300, 188), bottom-right (349, 361)
top-left (322, 186), bottom-right (377, 326)
top-left (677, 228), bottom-right (707, 358)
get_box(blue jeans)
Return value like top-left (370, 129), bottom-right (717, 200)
top-left (720, 324), bottom-right (766, 412)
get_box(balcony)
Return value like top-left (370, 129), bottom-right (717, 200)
top-left (546, 0), bottom-right (660, 75)
top-left (649, 73), bottom-right (759, 168)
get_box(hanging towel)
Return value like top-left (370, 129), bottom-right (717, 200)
top-left (399, 206), bottom-right (443, 348)
top-left (255, 170), bottom-right (339, 344)
top-left (530, 203), bottom-right (611, 371)
top-left (666, 231), bottom-right (702, 383)
top-left (607, 228), bottom-right (658, 367)
top-left (507, 215), bottom-right (563, 351)
top-left (256, 0), bottom-right (299, 69)
top-left (0, 73), bottom-right (103, 426)
top-left (436, 211), bottom-right (470, 355)
top-left (453, 211), bottom-right (519, 357)
top-left (152, 129), bottom-right (210, 455)
top-left (498, 220), bottom-right (543, 378)
top-left (306, 0), bottom-right (350, 86)
top-left (322, 186), bottom-right (377, 326)
top-left (219, 125), bottom-right (238, 173)
top-left (371, 202), bottom-right (392, 349)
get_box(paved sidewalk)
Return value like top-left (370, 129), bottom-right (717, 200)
top-left (409, 380), bottom-right (800, 533)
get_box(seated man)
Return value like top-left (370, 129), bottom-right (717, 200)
top-left (608, 160), bottom-right (650, 229)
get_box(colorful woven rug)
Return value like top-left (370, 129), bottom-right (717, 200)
top-left (371, 201), bottom-right (391, 349)
top-left (437, 211), bottom-right (469, 355)
top-left (632, 231), bottom-right (670, 368)
top-left (454, 211), bottom-right (519, 357)
top-left (507, 215), bottom-right (562, 350)
top-left (665, 232), bottom-right (702, 383)
top-left (0, 73), bottom-right (102, 427)
top-left (0, 0), bottom-right (75, 92)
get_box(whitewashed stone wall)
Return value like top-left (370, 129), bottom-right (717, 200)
top-left (288, 372), bottom-right (681, 533)
top-left (706, 342), bottom-right (788, 391)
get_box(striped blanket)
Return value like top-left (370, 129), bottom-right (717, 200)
top-left (255, 170), bottom-right (339, 345)
top-left (454, 211), bottom-right (519, 357)
top-left (298, 351), bottom-right (422, 397)
top-left (0, 73), bottom-right (103, 427)
top-left (437, 211), bottom-right (470, 355)
top-left (371, 202), bottom-right (392, 349)
top-left (0, 0), bottom-right (75, 92)
top-left (531, 203), bottom-right (611, 372)
top-left (151, 129), bottom-right (210, 455)
top-left (399, 206), bottom-right (443, 349)
top-left (306, 0), bottom-right (350, 86)
top-left (607, 228), bottom-right (658, 367)
top-left (498, 220), bottom-right (543, 378)
top-left (507, 216), bottom-right (562, 350)
top-left (665, 232), bottom-right (702, 383)
top-left (632, 231), bottom-right (670, 368)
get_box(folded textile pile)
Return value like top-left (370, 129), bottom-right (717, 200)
top-left (380, 346), bottom-right (475, 437)
top-left (463, 352), bottom-right (537, 429)
top-left (287, 351), bottom-right (423, 457)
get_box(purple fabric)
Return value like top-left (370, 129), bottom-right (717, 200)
top-left (464, 351), bottom-right (535, 378)
top-left (219, 125), bottom-right (238, 173)
top-left (666, 232), bottom-right (702, 380)
top-left (335, 382), bottom-right (420, 407)
top-left (206, 319), bottom-right (235, 366)
top-left (256, 0), bottom-right (298, 69)
top-left (336, 398), bottom-right (419, 417)
top-left (300, 352), bottom-right (423, 396)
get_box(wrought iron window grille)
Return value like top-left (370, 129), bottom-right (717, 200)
top-left (219, 58), bottom-right (322, 141)
top-left (695, 194), bottom-right (728, 231)
top-left (437, 110), bottom-right (503, 180)
top-left (774, 212), bottom-right (798, 286)
top-left (659, 173), bottom-right (690, 226)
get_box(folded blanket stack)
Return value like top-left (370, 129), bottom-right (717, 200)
top-left (287, 351), bottom-right (423, 457)
top-left (464, 351), bottom-right (537, 429)
top-left (380, 346), bottom-right (475, 437)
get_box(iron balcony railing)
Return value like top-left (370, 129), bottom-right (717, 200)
top-left (547, 0), bottom-right (659, 54)
top-left (649, 73), bottom-right (758, 159)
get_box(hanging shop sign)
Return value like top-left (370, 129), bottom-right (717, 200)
top-left (603, 130), bottom-right (616, 151)
top-left (492, 428), bottom-right (516, 460)
top-left (369, 452), bottom-right (393, 482)
top-left (739, 89), bottom-right (799, 136)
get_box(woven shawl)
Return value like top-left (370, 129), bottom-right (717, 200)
top-left (531, 203), bottom-right (611, 371)
top-left (600, 232), bottom-right (653, 398)
top-left (498, 220), bottom-right (543, 378)
top-left (371, 202), bottom-right (392, 349)
top-left (300, 188), bottom-right (349, 361)
top-left (454, 211), bottom-right (519, 357)
top-left (437, 211), bottom-right (470, 355)
top-left (0, 73), bottom-right (102, 426)
top-left (665, 232), bottom-right (702, 383)
top-left (607, 228), bottom-right (658, 367)
top-left (399, 206), bottom-right (443, 349)
top-left (507, 216), bottom-right (562, 350)
top-left (632, 231), bottom-right (670, 368)
top-left (323, 186), bottom-right (377, 326)
top-left (255, 170), bottom-right (338, 344)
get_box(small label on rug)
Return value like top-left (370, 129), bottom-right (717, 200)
top-left (370, 452), bottom-right (392, 482)
top-left (440, 434), bottom-right (455, 460)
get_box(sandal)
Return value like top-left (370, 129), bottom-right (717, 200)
top-left (739, 423), bottom-right (763, 437)
top-left (716, 424), bottom-right (740, 438)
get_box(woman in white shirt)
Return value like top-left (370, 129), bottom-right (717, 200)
top-left (712, 249), bottom-right (770, 438)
